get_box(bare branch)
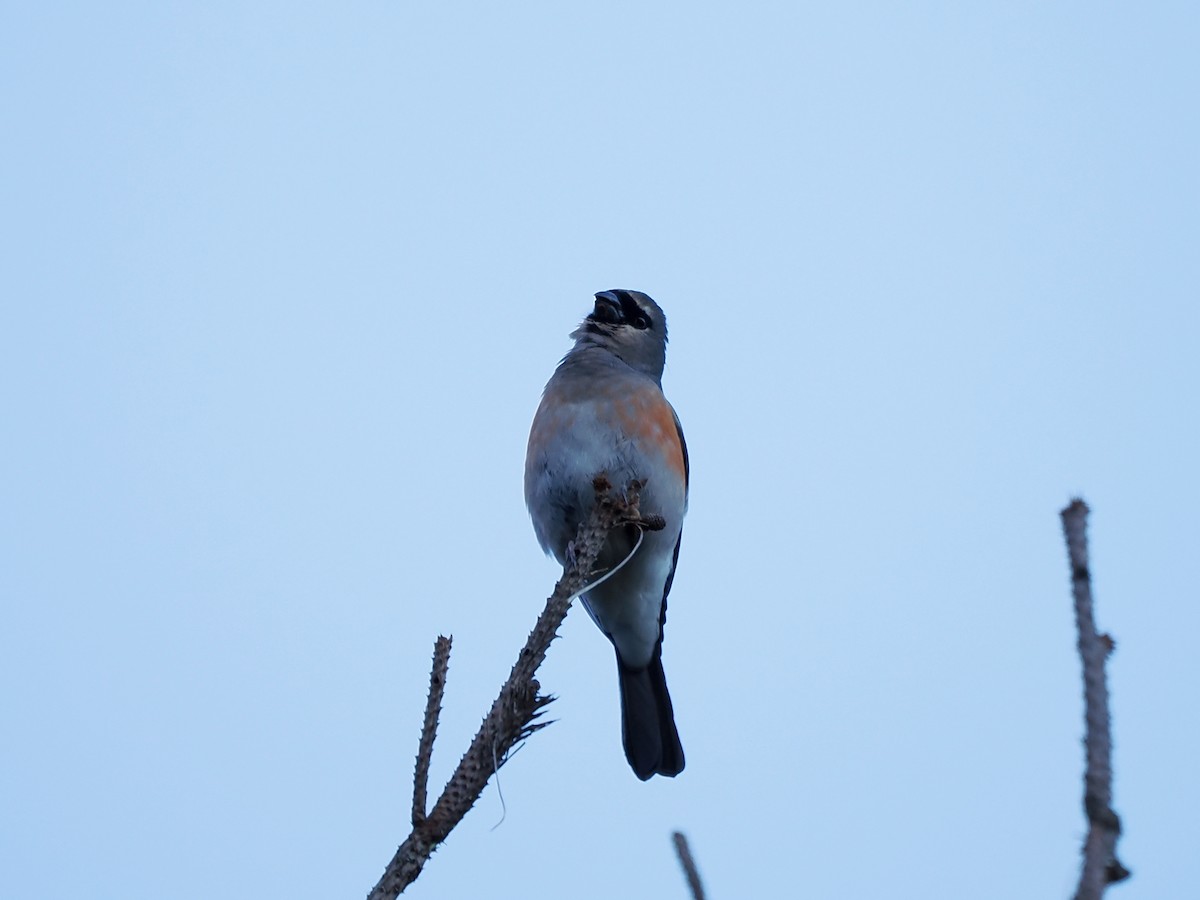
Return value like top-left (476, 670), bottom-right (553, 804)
top-left (1061, 498), bottom-right (1130, 899)
top-left (412, 636), bottom-right (451, 827)
top-left (672, 831), bottom-right (707, 900)
top-left (368, 477), bottom-right (662, 899)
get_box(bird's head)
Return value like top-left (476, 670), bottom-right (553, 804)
top-left (572, 289), bottom-right (669, 381)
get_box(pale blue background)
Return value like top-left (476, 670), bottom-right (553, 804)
top-left (2, 3), bottom-right (1196, 898)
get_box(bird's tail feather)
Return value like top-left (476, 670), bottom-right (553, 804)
top-left (617, 650), bottom-right (684, 780)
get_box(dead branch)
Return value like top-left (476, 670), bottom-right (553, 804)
top-left (367, 477), bottom-right (663, 899)
top-left (672, 831), bottom-right (707, 900)
top-left (411, 636), bottom-right (451, 828)
top-left (1061, 499), bottom-right (1130, 899)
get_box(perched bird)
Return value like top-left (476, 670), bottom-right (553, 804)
top-left (525, 289), bottom-right (688, 780)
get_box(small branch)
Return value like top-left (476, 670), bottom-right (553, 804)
top-left (368, 477), bottom-right (662, 899)
top-left (672, 831), bottom-right (707, 900)
top-left (1061, 499), bottom-right (1130, 899)
top-left (412, 636), bottom-right (451, 827)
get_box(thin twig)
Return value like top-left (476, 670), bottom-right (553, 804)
top-left (672, 831), bottom-right (707, 900)
top-left (412, 636), bottom-right (451, 827)
top-left (1061, 498), bottom-right (1130, 899)
top-left (368, 477), bottom-right (663, 899)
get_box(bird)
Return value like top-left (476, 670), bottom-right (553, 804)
top-left (525, 289), bottom-right (688, 780)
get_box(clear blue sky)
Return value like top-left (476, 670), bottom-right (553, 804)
top-left (2, 3), bottom-right (1196, 898)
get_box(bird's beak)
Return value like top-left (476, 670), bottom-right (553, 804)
top-left (590, 291), bottom-right (623, 324)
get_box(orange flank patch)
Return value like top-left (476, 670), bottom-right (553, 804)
top-left (528, 395), bottom-right (572, 451)
top-left (614, 392), bottom-right (687, 485)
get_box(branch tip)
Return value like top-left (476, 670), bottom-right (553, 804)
top-left (1061, 498), bottom-right (1129, 899)
top-left (672, 831), bottom-right (707, 900)
top-left (411, 635), bottom-right (452, 828)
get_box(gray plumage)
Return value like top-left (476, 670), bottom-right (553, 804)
top-left (525, 290), bottom-right (687, 779)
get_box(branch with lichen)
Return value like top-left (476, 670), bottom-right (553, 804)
top-left (1061, 498), bottom-right (1130, 899)
top-left (367, 477), bottom-right (664, 899)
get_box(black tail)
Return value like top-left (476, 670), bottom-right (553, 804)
top-left (617, 649), bottom-right (685, 780)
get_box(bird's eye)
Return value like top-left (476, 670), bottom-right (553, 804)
top-left (632, 315), bottom-right (650, 330)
